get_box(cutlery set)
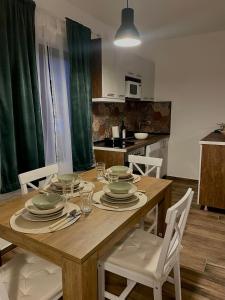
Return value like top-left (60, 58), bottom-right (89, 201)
top-left (49, 209), bottom-right (81, 231)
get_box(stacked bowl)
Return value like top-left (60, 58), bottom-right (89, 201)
top-left (101, 182), bottom-right (138, 207)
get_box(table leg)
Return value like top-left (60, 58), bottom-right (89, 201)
top-left (62, 252), bottom-right (98, 300)
top-left (158, 185), bottom-right (172, 237)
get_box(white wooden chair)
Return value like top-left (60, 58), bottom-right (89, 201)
top-left (0, 240), bottom-right (14, 266)
top-left (0, 250), bottom-right (62, 300)
top-left (128, 155), bottom-right (163, 234)
top-left (98, 188), bottom-right (194, 300)
top-left (18, 164), bottom-right (58, 195)
top-left (0, 164), bottom-right (59, 267)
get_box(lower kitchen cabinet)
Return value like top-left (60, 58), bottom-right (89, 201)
top-left (199, 133), bottom-right (225, 209)
top-left (94, 150), bottom-right (125, 169)
top-left (94, 136), bottom-right (169, 176)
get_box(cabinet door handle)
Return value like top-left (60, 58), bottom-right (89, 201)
top-left (118, 94), bottom-right (125, 98)
top-left (107, 93), bottom-right (115, 97)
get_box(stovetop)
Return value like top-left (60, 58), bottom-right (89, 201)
top-left (94, 138), bottom-right (135, 149)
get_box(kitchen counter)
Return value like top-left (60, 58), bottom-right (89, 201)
top-left (198, 131), bottom-right (225, 209)
top-left (200, 132), bottom-right (225, 145)
top-left (93, 135), bottom-right (169, 152)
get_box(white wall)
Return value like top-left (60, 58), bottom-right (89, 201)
top-left (34, 0), bottom-right (145, 62)
top-left (35, 0), bottom-right (112, 38)
top-left (149, 30), bottom-right (225, 179)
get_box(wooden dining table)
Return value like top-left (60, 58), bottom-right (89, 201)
top-left (0, 169), bottom-right (172, 300)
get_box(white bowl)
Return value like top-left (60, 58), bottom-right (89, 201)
top-left (134, 132), bottom-right (148, 140)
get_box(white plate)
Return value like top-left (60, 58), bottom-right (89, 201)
top-left (104, 193), bottom-right (134, 201)
top-left (93, 191), bottom-right (148, 212)
top-left (25, 198), bottom-right (65, 215)
top-left (118, 175), bottom-right (134, 182)
top-left (47, 182), bottom-right (80, 193)
top-left (101, 194), bottom-right (139, 205)
top-left (28, 208), bottom-right (64, 218)
top-left (22, 207), bottom-right (67, 222)
top-left (103, 184), bottom-right (137, 199)
top-left (43, 181), bottom-right (90, 196)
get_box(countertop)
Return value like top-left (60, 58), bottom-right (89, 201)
top-left (200, 132), bottom-right (225, 145)
top-left (93, 135), bottom-right (169, 153)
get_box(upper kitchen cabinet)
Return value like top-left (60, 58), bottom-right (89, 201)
top-left (117, 50), bottom-right (155, 101)
top-left (140, 57), bottom-right (155, 101)
top-left (91, 38), bottom-right (125, 102)
top-left (91, 38), bottom-right (155, 102)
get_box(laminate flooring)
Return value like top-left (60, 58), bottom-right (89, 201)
top-left (105, 178), bottom-right (225, 299)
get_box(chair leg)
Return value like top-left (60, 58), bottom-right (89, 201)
top-left (98, 262), bottom-right (105, 300)
top-left (154, 205), bottom-right (158, 235)
top-left (153, 285), bottom-right (162, 300)
top-left (174, 259), bottom-right (182, 300)
top-left (140, 218), bottom-right (145, 230)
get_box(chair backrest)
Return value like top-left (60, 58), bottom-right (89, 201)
top-left (156, 188), bottom-right (194, 278)
top-left (128, 155), bottom-right (163, 178)
top-left (18, 164), bottom-right (58, 195)
top-left (0, 283), bottom-right (9, 300)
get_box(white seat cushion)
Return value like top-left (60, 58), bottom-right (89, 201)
top-left (0, 251), bottom-right (62, 300)
top-left (104, 229), bottom-right (163, 281)
top-left (0, 239), bottom-right (11, 251)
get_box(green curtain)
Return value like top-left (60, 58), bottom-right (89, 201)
top-left (66, 18), bottom-right (93, 171)
top-left (0, 0), bottom-right (44, 193)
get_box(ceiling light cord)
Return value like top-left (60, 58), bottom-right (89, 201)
top-left (127, 0), bottom-right (129, 8)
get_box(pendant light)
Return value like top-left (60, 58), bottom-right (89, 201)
top-left (114, 0), bottom-right (141, 47)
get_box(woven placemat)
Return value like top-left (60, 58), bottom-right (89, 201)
top-left (93, 191), bottom-right (147, 212)
top-left (10, 203), bottom-right (81, 234)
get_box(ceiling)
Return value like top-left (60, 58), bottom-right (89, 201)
top-left (69, 0), bottom-right (225, 41)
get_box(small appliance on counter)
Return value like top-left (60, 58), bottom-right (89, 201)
top-left (112, 126), bottom-right (120, 138)
top-left (95, 138), bottom-right (135, 149)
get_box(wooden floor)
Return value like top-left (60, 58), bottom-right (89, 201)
top-left (105, 178), bottom-right (225, 300)
top-left (2, 178), bottom-right (225, 299)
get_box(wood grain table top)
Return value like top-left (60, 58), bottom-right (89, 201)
top-left (0, 169), bottom-right (172, 264)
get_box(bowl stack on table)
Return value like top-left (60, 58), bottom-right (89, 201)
top-left (101, 182), bottom-right (138, 208)
top-left (45, 174), bottom-right (81, 195)
top-left (23, 193), bottom-right (67, 222)
top-left (107, 166), bottom-right (134, 182)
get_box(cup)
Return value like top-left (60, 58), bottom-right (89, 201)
top-left (96, 162), bottom-right (105, 180)
top-left (80, 186), bottom-right (93, 215)
top-left (71, 174), bottom-right (81, 194)
top-left (108, 173), bottom-right (119, 183)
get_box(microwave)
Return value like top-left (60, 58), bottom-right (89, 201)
top-left (125, 80), bottom-right (142, 99)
